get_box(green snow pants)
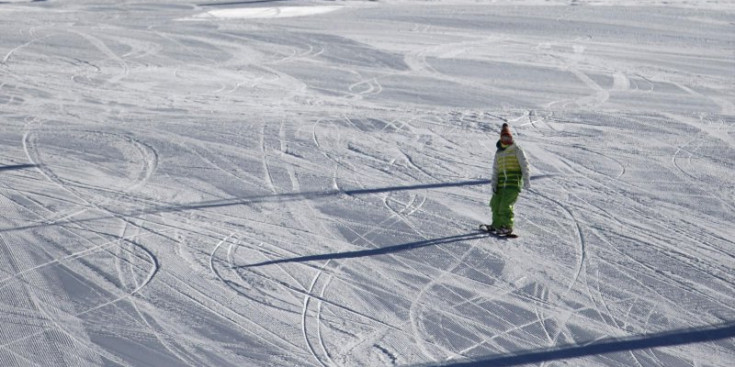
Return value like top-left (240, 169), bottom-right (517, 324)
top-left (490, 187), bottom-right (520, 230)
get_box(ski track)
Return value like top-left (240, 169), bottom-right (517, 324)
top-left (302, 263), bottom-right (331, 367)
top-left (9, 105), bottom-right (734, 365)
top-left (1, 227), bottom-right (138, 366)
top-left (114, 224), bottom-right (199, 367)
top-left (315, 202), bottom-right (471, 361)
top-left (13, 124), bottom-right (183, 365)
top-left (228, 240), bottom-right (307, 313)
top-left (234, 106), bottom-right (729, 364)
top-left (263, 117), bottom-right (332, 365)
top-left (21, 127), bottom-right (159, 225)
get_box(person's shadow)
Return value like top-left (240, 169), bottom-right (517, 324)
top-left (238, 232), bottom-right (489, 268)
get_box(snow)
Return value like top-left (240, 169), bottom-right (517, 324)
top-left (188, 5), bottom-right (344, 20)
top-left (1, 0), bottom-right (734, 366)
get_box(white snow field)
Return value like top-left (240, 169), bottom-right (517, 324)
top-left (1, 0), bottom-right (734, 366)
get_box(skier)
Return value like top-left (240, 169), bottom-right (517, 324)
top-left (483, 123), bottom-right (530, 236)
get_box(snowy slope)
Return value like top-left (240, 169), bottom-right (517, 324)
top-left (1, 1), bottom-right (733, 366)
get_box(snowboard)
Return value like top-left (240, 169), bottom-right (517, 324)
top-left (479, 224), bottom-right (518, 238)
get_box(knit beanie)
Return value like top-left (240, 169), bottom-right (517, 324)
top-left (500, 123), bottom-right (513, 143)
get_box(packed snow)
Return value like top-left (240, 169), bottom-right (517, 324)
top-left (1, 0), bottom-right (733, 366)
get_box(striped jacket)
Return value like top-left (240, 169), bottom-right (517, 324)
top-left (493, 141), bottom-right (530, 190)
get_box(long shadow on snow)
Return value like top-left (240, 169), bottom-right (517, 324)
top-left (414, 322), bottom-right (735, 367)
top-left (1, 179), bottom-right (492, 233)
top-left (165, 179), bottom-right (494, 212)
top-left (240, 232), bottom-right (488, 268)
top-left (198, 0), bottom-right (291, 7)
top-left (0, 164), bottom-right (40, 172)
top-left (129, 175), bottom-right (548, 215)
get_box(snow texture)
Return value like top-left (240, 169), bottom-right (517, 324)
top-left (1, 0), bottom-right (734, 366)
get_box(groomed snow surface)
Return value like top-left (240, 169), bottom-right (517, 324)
top-left (1, 0), bottom-right (734, 366)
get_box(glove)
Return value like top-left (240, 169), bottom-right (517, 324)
top-left (492, 185), bottom-right (498, 193)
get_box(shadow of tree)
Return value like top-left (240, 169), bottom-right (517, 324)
top-left (415, 322), bottom-right (735, 367)
top-left (0, 164), bottom-right (40, 172)
top-left (1, 179), bottom-right (492, 233)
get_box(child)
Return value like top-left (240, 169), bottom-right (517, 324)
top-left (485, 123), bottom-right (530, 235)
